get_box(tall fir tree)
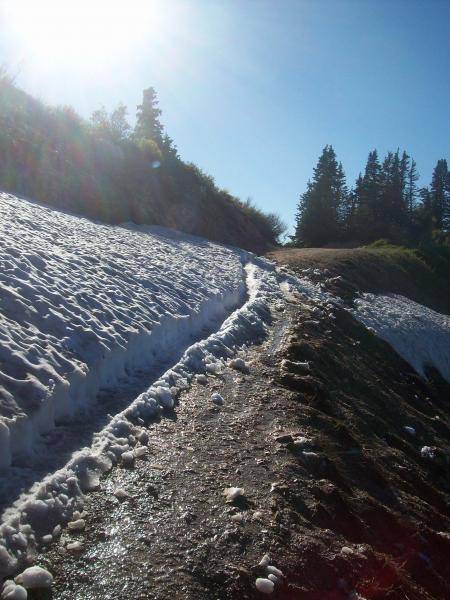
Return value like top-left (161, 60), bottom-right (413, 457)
top-left (134, 87), bottom-right (164, 144)
top-left (295, 145), bottom-right (347, 246)
top-left (406, 158), bottom-right (419, 214)
top-left (429, 159), bottom-right (450, 230)
top-left (354, 150), bottom-right (381, 241)
top-left (377, 149), bottom-right (409, 240)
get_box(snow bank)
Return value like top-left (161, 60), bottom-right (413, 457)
top-left (0, 192), bottom-right (247, 469)
top-left (0, 193), bottom-right (282, 577)
top-left (352, 293), bottom-right (450, 382)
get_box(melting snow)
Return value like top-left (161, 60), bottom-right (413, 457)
top-left (14, 566), bottom-right (53, 589)
top-left (0, 192), bottom-right (247, 468)
top-left (0, 192), bottom-right (282, 577)
top-left (352, 294), bottom-right (450, 382)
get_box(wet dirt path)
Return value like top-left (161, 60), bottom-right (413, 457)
top-left (41, 303), bottom-right (300, 600)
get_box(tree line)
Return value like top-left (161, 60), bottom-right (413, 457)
top-left (0, 70), bottom-right (285, 252)
top-left (294, 145), bottom-right (450, 247)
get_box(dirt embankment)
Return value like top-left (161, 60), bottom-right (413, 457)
top-left (37, 253), bottom-right (449, 599)
top-left (268, 246), bottom-right (450, 315)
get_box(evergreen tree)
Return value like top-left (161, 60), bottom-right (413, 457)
top-left (341, 174), bottom-right (362, 239)
top-left (295, 145), bottom-right (347, 246)
top-left (160, 133), bottom-right (179, 161)
top-left (354, 150), bottom-right (381, 241)
top-left (134, 87), bottom-right (164, 144)
top-left (406, 158), bottom-right (419, 214)
top-left (430, 159), bottom-right (450, 230)
top-left (415, 186), bottom-right (434, 239)
top-left (378, 149), bottom-right (409, 240)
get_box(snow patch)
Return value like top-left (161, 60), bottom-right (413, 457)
top-left (352, 294), bottom-right (450, 382)
top-left (0, 192), bottom-right (248, 469)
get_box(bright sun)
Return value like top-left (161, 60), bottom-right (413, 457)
top-left (4, 0), bottom-right (178, 70)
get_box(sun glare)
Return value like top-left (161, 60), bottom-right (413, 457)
top-left (4, 0), bottom-right (178, 70)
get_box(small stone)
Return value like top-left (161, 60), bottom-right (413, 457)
top-left (403, 426), bottom-right (416, 435)
top-left (255, 578), bottom-right (274, 594)
top-left (137, 430), bottom-right (149, 445)
top-left (113, 488), bottom-right (130, 501)
top-left (231, 513), bottom-right (244, 523)
top-left (211, 393), bottom-right (224, 405)
top-left (67, 519), bottom-right (86, 533)
top-left (267, 565), bottom-right (283, 578)
top-left (66, 541), bottom-right (84, 552)
top-left (259, 554), bottom-right (270, 567)
top-left (206, 362), bottom-right (222, 375)
top-left (121, 450), bottom-right (135, 465)
top-left (421, 446), bottom-right (436, 460)
top-left (223, 487), bottom-right (244, 502)
top-left (135, 446), bottom-right (148, 458)
top-left (229, 358), bottom-right (248, 373)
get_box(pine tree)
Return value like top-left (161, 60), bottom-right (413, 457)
top-left (378, 149), bottom-right (409, 240)
top-left (342, 174), bottom-right (362, 239)
top-left (406, 158), bottom-right (419, 214)
top-left (294, 145), bottom-right (347, 246)
top-left (415, 187), bottom-right (434, 240)
top-left (160, 133), bottom-right (179, 161)
top-left (134, 87), bottom-right (164, 144)
top-left (430, 159), bottom-right (450, 230)
top-left (354, 150), bottom-right (381, 241)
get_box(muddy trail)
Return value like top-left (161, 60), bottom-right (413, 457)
top-left (32, 273), bottom-right (450, 600)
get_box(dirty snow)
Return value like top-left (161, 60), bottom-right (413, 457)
top-left (0, 192), bottom-right (248, 469)
top-left (14, 565), bottom-right (53, 589)
top-left (0, 192), bottom-right (282, 577)
top-left (352, 294), bottom-right (450, 382)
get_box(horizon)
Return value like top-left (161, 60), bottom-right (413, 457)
top-left (1, 0), bottom-right (449, 233)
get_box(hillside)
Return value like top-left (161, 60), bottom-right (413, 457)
top-left (0, 73), bottom-right (283, 253)
top-left (0, 200), bottom-right (449, 599)
top-left (269, 244), bottom-right (450, 315)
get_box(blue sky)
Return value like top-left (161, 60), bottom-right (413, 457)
top-left (1, 0), bottom-right (449, 233)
